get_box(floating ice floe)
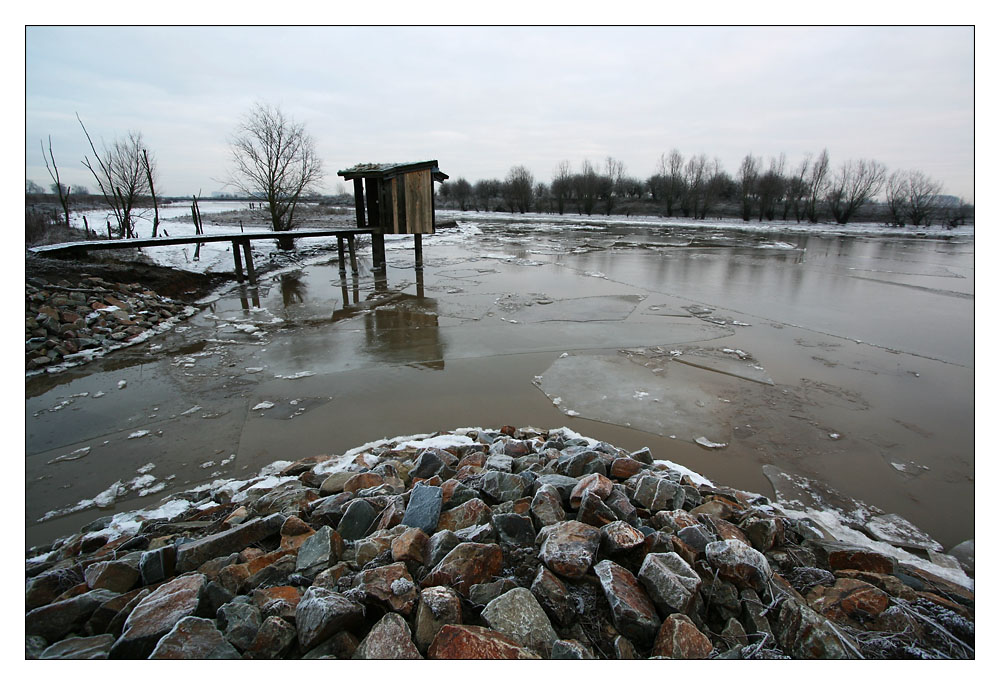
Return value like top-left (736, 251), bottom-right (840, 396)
top-left (275, 371), bottom-right (315, 380)
top-left (128, 430), bottom-right (150, 439)
top-left (136, 463), bottom-right (156, 474)
top-left (252, 401), bottom-right (275, 411)
top-left (180, 406), bottom-right (202, 416)
top-left (694, 436), bottom-right (727, 449)
top-left (118, 380), bottom-right (127, 389)
top-left (46, 447), bottom-right (91, 464)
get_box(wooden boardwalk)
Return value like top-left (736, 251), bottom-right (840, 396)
top-left (28, 228), bottom-right (372, 286)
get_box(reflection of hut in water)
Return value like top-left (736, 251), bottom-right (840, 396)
top-left (362, 293), bottom-right (445, 370)
top-left (279, 272), bottom-right (307, 307)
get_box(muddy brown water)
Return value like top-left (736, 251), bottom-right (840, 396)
top-left (25, 216), bottom-right (974, 552)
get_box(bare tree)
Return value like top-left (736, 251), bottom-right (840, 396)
top-left (141, 149), bottom-right (160, 237)
top-left (884, 170), bottom-right (908, 227)
top-left (228, 103), bottom-right (324, 249)
top-left (502, 165), bottom-right (534, 213)
top-left (757, 154), bottom-right (786, 221)
top-left (784, 155), bottom-right (811, 221)
top-left (737, 154), bottom-right (760, 222)
top-left (805, 149), bottom-right (830, 223)
top-left (78, 115), bottom-right (150, 238)
top-left (26, 179), bottom-right (46, 194)
top-left (573, 160), bottom-right (601, 215)
top-left (451, 177), bottom-right (472, 211)
top-left (682, 154), bottom-right (708, 218)
top-left (900, 170), bottom-right (944, 227)
top-left (551, 160), bottom-right (573, 214)
top-left (41, 136), bottom-right (72, 227)
top-left (827, 158), bottom-right (887, 224)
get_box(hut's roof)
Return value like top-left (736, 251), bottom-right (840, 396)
top-left (337, 160), bottom-right (448, 182)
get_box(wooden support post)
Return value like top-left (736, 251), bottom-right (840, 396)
top-left (337, 235), bottom-right (346, 274)
top-left (372, 233), bottom-right (386, 271)
top-left (232, 240), bottom-right (245, 283)
top-left (242, 241), bottom-right (257, 286)
top-left (414, 233), bottom-right (423, 270)
top-left (347, 234), bottom-right (358, 274)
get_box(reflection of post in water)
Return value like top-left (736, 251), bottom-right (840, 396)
top-left (416, 266), bottom-right (425, 299)
top-left (238, 284), bottom-right (261, 311)
top-left (279, 272), bottom-right (306, 307)
top-left (362, 293), bottom-right (444, 370)
top-left (374, 270), bottom-right (389, 295)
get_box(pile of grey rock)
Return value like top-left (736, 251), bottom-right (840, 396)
top-left (25, 275), bottom-right (193, 371)
top-left (25, 426), bottom-right (975, 659)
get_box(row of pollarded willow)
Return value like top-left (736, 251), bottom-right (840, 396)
top-left (36, 103), bottom-right (322, 246)
top-left (439, 150), bottom-right (965, 228)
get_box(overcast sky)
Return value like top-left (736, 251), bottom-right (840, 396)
top-left (24, 26), bottom-right (975, 200)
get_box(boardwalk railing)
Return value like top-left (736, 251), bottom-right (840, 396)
top-left (28, 228), bottom-right (371, 286)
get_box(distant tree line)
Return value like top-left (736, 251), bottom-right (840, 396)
top-left (436, 149), bottom-right (973, 229)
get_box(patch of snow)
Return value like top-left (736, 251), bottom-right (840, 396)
top-left (46, 447), bottom-right (91, 464)
top-left (275, 371), bottom-right (315, 380)
top-left (654, 459), bottom-right (714, 486)
top-left (776, 504), bottom-right (973, 591)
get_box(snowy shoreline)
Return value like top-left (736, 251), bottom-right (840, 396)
top-left (25, 425), bottom-right (973, 660)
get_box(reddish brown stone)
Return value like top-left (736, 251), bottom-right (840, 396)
top-left (826, 548), bottom-right (895, 575)
top-left (538, 520), bottom-right (602, 579)
top-left (600, 520), bottom-right (646, 555)
top-left (577, 490), bottom-right (617, 527)
top-left (253, 585), bottom-right (302, 620)
top-left (610, 457), bottom-right (644, 480)
top-left (569, 473), bottom-right (613, 509)
top-left (594, 560), bottom-right (660, 647)
top-left (436, 498), bottom-right (491, 531)
top-left (427, 624), bottom-right (541, 659)
top-left (456, 453), bottom-right (486, 470)
top-left (343, 472), bottom-right (384, 493)
top-left (374, 497), bottom-right (407, 531)
top-left (453, 465), bottom-right (485, 483)
top-left (359, 562), bottom-right (420, 615)
top-left (392, 527), bottom-right (430, 565)
top-left (421, 543), bottom-right (504, 597)
top-left (110, 573), bottom-right (208, 659)
top-left (707, 517), bottom-right (751, 545)
top-left (83, 560), bottom-right (140, 593)
top-left (833, 570), bottom-right (918, 602)
top-left (511, 497), bottom-right (532, 515)
top-left (652, 613), bottom-right (714, 659)
top-left (807, 578), bottom-right (889, 627)
top-left (216, 563), bottom-right (251, 595)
